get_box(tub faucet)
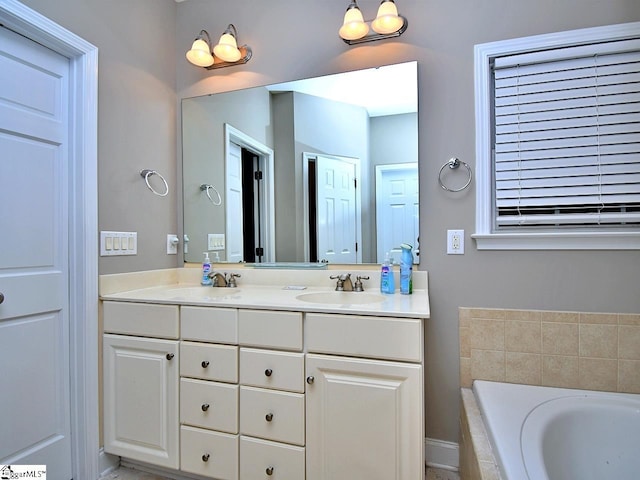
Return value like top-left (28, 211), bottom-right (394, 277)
top-left (208, 271), bottom-right (227, 287)
top-left (330, 273), bottom-right (353, 291)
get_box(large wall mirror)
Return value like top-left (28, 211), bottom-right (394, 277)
top-left (182, 61), bottom-right (418, 265)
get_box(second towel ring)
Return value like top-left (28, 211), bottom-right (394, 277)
top-left (140, 169), bottom-right (169, 197)
top-left (200, 184), bottom-right (222, 206)
top-left (438, 158), bottom-right (472, 192)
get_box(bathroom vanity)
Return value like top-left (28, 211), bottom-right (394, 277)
top-left (100, 267), bottom-right (429, 480)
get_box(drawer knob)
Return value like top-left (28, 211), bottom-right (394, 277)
top-left (202, 453), bottom-right (210, 462)
top-left (265, 413), bottom-right (274, 422)
top-left (201, 360), bottom-right (210, 368)
top-left (166, 353), bottom-right (174, 360)
top-left (264, 368), bottom-right (273, 377)
top-left (0, 292), bottom-right (4, 304)
top-left (266, 467), bottom-right (274, 476)
top-left (201, 403), bottom-right (210, 412)
top-left (306, 376), bottom-right (315, 384)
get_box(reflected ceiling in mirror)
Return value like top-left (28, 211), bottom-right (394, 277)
top-left (182, 61), bottom-right (419, 265)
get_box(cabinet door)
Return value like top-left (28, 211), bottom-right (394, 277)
top-left (103, 334), bottom-right (179, 469)
top-left (306, 354), bottom-right (423, 480)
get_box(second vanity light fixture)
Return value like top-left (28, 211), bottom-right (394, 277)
top-left (339, 0), bottom-right (407, 45)
top-left (186, 25), bottom-right (252, 70)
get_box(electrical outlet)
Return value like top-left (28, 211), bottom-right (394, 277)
top-left (447, 229), bottom-right (464, 255)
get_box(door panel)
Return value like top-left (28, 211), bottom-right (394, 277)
top-left (226, 141), bottom-right (244, 263)
top-left (375, 164), bottom-right (419, 263)
top-left (0, 26), bottom-right (72, 478)
top-left (316, 155), bottom-right (357, 263)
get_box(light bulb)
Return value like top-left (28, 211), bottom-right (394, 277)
top-left (371, 0), bottom-right (404, 35)
top-left (339, 4), bottom-right (369, 41)
top-left (213, 32), bottom-right (242, 62)
top-left (186, 38), bottom-right (214, 67)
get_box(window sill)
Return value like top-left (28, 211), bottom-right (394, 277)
top-left (471, 232), bottom-right (640, 250)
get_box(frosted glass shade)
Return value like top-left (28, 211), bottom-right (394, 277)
top-left (371, 0), bottom-right (404, 34)
top-left (186, 38), bottom-right (214, 67)
top-left (339, 5), bottom-right (369, 40)
top-left (213, 33), bottom-right (242, 62)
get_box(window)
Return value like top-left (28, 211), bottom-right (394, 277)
top-left (474, 22), bottom-right (640, 249)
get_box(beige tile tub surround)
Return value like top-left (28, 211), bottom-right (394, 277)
top-left (459, 308), bottom-right (640, 394)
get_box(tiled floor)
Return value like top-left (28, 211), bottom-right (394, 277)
top-left (101, 466), bottom-right (460, 480)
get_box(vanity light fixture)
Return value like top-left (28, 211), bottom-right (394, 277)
top-left (339, 0), bottom-right (407, 45)
top-left (186, 25), bottom-right (252, 70)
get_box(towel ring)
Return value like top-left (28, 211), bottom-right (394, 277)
top-left (438, 158), bottom-right (472, 192)
top-left (140, 169), bottom-right (169, 197)
top-left (200, 184), bottom-right (222, 206)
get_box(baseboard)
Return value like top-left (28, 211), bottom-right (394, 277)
top-left (425, 437), bottom-right (459, 472)
top-left (99, 448), bottom-right (119, 477)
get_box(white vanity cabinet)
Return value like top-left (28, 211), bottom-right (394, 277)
top-left (102, 301), bottom-right (180, 469)
top-left (304, 313), bottom-right (424, 480)
top-left (102, 288), bottom-right (425, 480)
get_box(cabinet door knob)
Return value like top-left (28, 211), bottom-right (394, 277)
top-left (266, 466), bottom-right (274, 476)
top-left (202, 453), bottom-right (210, 462)
top-left (265, 413), bottom-right (273, 422)
top-left (264, 368), bottom-right (273, 377)
top-left (306, 375), bottom-right (315, 384)
top-left (166, 353), bottom-right (174, 360)
top-left (201, 360), bottom-right (210, 368)
top-left (201, 403), bottom-right (210, 412)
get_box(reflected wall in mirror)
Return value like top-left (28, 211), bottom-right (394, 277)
top-left (182, 61), bottom-right (419, 265)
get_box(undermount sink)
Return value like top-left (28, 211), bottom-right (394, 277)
top-left (165, 286), bottom-right (241, 299)
top-left (296, 291), bottom-right (386, 305)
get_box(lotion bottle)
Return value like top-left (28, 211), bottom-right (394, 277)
top-left (201, 252), bottom-right (212, 286)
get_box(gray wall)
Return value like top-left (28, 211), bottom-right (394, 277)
top-left (22, 0), bottom-right (178, 275)
top-left (182, 87), bottom-right (273, 261)
top-left (24, 0), bottom-right (640, 446)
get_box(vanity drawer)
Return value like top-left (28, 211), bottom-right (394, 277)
top-left (240, 386), bottom-right (304, 446)
top-left (240, 348), bottom-right (304, 393)
top-left (239, 309), bottom-right (302, 351)
top-left (180, 378), bottom-right (238, 434)
top-left (181, 341), bottom-right (238, 383)
top-left (180, 425), bottom-right (238, 480)
top-left (240, 436), bottom-right (305, 480)
top-left (103, 301), bottom-right (179, 339)
top-left (181, 306), bottom-right (238, 344)
top-left (305, 313), bottom-right (423, 362)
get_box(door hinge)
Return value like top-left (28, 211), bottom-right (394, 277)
top-left (254, 170), bottom-right (263, 181)
top-left (355, 242), bottom-right (358, 252)
top-left (255, 247), bottom-right (264, 257)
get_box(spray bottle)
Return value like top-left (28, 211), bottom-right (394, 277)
top-left (399, 243), bottom-right (413, 295)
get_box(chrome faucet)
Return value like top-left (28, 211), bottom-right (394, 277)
top-left (330, 273), bottom-right (353, 291)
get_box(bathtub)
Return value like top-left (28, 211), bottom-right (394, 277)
top-left (473, 381), bottom-right (640, 480)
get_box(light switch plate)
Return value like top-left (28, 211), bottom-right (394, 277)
top-left (101, 231), bottom-right (137, 256)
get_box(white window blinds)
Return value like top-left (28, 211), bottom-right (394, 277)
top-left (493, 38), bottom-right (640, 228)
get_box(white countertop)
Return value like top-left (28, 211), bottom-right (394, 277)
top-left (100, 267), bottom-right (430, 319)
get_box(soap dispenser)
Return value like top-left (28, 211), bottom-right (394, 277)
top-left (380, 252), bottom-right (395, 294)
top-left (201, 252), bottom-right (212, 286)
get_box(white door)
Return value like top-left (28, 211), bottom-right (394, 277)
top-left (226, 141), bottom-right (244, 263)
top-left (306, 354), bottom-right (423, 480)
top-left (375, 163), bottom-right (419, 263)
top-left (316, 155), bottom-right (358, 263)
top-left (0, 26), bottom-right (72, 478)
